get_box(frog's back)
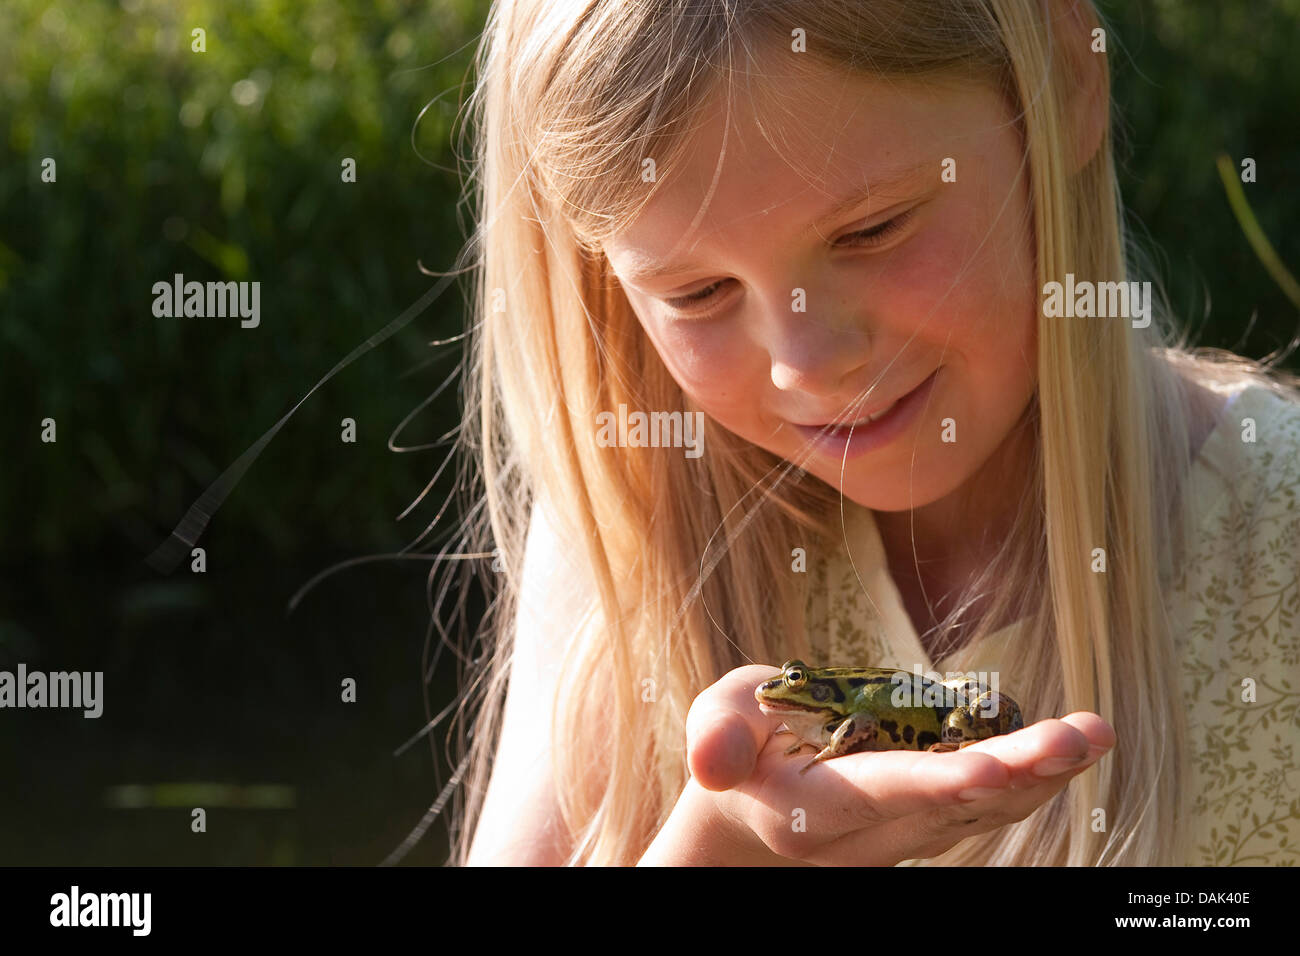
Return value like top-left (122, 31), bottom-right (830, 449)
top-left (849, 673), bottom-right (951, 751)
top-left (811, 666), bottom-right (905, 682)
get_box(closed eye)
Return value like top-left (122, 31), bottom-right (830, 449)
top-left (662, 208), bottom-right (917, 312)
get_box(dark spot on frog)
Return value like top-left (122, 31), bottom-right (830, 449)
top-left (860, 675), bottom-right (897, 686)
top-left (917, 730), bottom-right (940, 751)
top-left (813, 679), bottom-right (844, 702)
top-left (846, 677), bottom-right (867, 687)
top-left (879, 719), bottom-right (901, 744)
top-left (902, 725), bottom-right (915, 744)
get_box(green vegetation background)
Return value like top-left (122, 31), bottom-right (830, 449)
top-left (0, 0), bottom-right (1296, 864)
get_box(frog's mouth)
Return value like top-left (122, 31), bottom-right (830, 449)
top-left (757, 699), bottom-right (822, 715)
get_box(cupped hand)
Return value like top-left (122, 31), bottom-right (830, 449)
top-left (684, 664), bottom-right (1114, 866)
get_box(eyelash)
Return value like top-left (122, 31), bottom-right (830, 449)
top-left (662, 209), bottom-right (915, 312)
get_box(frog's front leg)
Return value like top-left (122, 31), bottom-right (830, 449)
top-left (770, 725), bottom-right (807, 754)
top-left (798, 713), bottom-right (879, 774)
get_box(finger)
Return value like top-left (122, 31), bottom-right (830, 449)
top-left (946, 712), bottom-right (1114, 788)
top-left (749, 712), bottom-right (1112, 864)
top-left (753, 710), bottom-right (1109, 818)
top-left (741, 710), bottom-right (1090, 850)
top-left (1058, 711), bottom-right (1117, 756)
top-left (686, 664), bottom-right (784, 791)
top-left (823, 741), bottom-right (1106, 865)
top-left (738, 744), bottom-right (1011, 859)
top-left (768, 743), bottom-right (1013, 816)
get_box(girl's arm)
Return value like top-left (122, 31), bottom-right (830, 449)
top-left (463, 502), bottom-right (578, 866)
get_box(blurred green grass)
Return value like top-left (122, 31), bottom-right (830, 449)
top-left (1102, 0), bottom-right (1300, 351)
top-left (0, 0), bottom-right (479, 560)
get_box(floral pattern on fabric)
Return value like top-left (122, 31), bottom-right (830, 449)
top-left (803, 383), bottom-right (1300, 865)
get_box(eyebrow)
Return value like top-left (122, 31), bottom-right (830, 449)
top-left (620, 160), bottom-right (933, 282)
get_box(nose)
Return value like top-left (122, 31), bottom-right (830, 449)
top-left (765, 307), bottom-right (870, 396)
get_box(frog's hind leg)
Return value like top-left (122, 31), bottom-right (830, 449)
top-left (938, 689), bottom-right (1023, 751)
top-left (929, 693), bottom-right (1019, 752)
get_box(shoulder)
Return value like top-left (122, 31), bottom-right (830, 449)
top-left (1171, 381), bottom-right (1300, 865)
top-left (1167, 378), bottom-right (1300, 674)
top-left (1204, 382), bottom-right (1300, 481)
top-left (1181, 382), bottom-right (1300, 545)
top-left (465, 497), bottom-right (589, 866)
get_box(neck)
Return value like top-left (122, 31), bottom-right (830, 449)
top-left (873, 407), bottom-right (1037, 640)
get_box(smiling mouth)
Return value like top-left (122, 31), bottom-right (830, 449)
top-left (794, 371), bottom-right (935, 431)
top-left (816, 401), bottom-right (898, 432)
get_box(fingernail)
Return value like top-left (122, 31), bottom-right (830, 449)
top-left (957, 787), bottom-right (1005, 802)
top-left (1032, 756), bottom-right (1085, 777)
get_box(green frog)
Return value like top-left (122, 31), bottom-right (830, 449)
top-left (754, 660), bottom-right (1024, 773)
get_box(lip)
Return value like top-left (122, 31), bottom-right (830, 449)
top-left (755, 698), bottom-right (818, 714)
top-left (792, 387), bottom-right (910, 428)
top-left (790, 368), bottom-right (941, 460)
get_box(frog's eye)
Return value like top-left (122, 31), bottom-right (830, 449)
top-left (784, 668), bottom-right (806, 687)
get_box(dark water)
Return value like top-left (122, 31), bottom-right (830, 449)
top-left (0, 542), bottom-right (464, 865)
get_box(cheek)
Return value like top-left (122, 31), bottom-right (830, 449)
top-left (881, 200), bottom-right (1037, 362)
top-left (641, 316), bottom-right (767, 411)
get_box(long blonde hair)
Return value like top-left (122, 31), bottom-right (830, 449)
top-left (434, 0), bottom-right (1300, 866)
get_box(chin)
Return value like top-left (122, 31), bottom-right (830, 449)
top-left (828, 474), bottom-right (956, 512)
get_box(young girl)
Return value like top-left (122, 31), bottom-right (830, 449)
top-left (442, 0), bottom-right (1300, 865)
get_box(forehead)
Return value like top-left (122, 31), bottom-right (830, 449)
top-left (601, 68), bottom-right (1009, 280)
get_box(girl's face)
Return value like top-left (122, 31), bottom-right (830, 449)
top-left (601, 65), bottom-right (1038, 514)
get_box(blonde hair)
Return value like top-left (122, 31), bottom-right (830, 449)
top-left (432, 0), bottom-right (1300, 866)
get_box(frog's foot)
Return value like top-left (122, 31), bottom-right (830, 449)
top-left (772, 726), bottom-right (804, 753)
top-left (926, 739), bottom-right (982, 753)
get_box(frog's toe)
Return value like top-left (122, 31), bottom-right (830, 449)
top-left (798, 754), bottom-right (826, 775)
top-left (926, 742), bottom-right (960, 753)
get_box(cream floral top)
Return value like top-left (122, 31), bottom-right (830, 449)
top-left (803, 382), bottom-right (1300, 865)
